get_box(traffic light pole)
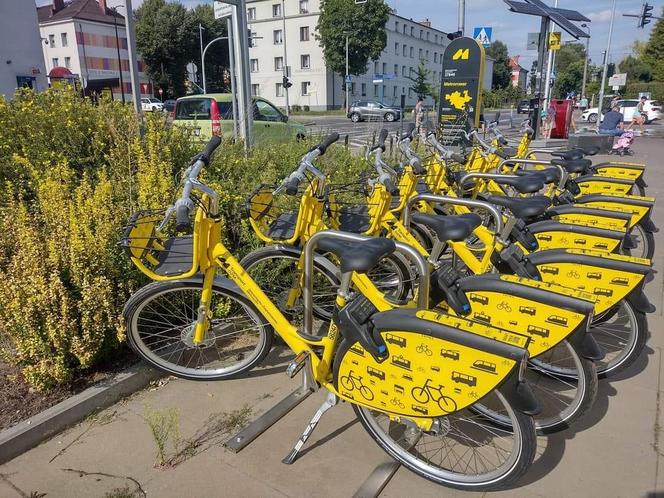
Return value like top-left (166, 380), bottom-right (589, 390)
top-left (345, 35), bottom-right (350, 114)
top-left (597, 0), bottom-right (617, 131)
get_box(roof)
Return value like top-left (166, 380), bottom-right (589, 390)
top-left (37, 0), bottom-right (124, 26)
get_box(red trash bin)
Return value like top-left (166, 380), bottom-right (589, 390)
top-left (550, 99), bottom-right (573, 139)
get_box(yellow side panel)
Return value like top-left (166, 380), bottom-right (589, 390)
top-left (531, 232), bottom-right (621, 253)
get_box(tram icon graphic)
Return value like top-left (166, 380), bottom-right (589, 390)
top-left (471, 360), bottom-right (497, 374)
top-left (469, 293), bottom-right (489, 305)
top-left (391, 355), bottom-right (411, 370)
top-left (527, 325), bottom-right (550, 338)
top-left (440, 349), bottom-right (460, 360)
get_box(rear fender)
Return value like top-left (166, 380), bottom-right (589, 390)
top-left (548, 205), bottom-right (631, 231)
top-left (526, 248), bottom-right (652, 315)
top-left (575, 175), bottom-right (634, 196)
top-left (526, 220), bottom-right (625, 253)
top-left (574, 194), bottom-right (654, 228)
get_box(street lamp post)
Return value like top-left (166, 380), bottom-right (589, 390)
top-left (202, 36), bottom-right (229, 97)
top-left (281, 0), bottom-right (290, 117)
top-left (345, 34), bottom-right (349, 113)
top-left (581, 23), bottom-right (590, 101)
top-left (199, 24), bottom-right (205, 92)
top-left (597, 0), bottom-right (617, 131)
top-left (122, 0), bottom-right (141, 114)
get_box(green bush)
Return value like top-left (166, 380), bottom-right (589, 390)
top-left (0, 88), bottom-right (369, 390)
top-left (624, 81), bottom-right (664, 101)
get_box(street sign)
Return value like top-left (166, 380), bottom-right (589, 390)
top-left (548, 31), bottom-right (561, 50)
top-left (383, 73), bottom-right (396, 80)
top-left (439, 37), bottom-right (486, 144)
top-left (345, 75), bottom-right (352, 84)
top-left (609, 73), bottom-right (627, 87)
top-left (527, 32), bottom-right (539, 50)
top-left (214, 1), bottom-right (234, 19)
top-left (372, 74), bottom-right (383, 83)
top-left (473, 27), bottom-right (493, 48)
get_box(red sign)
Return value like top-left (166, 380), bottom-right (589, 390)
top-left (32, 68), bottom-right (41, 75)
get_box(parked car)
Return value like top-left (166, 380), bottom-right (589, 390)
top-left (172, 94), bottom-right (306, 144)
top-left (163, 99), bottom-right (177, 113)
top-left (581, 99), bottom-right (661, 124)
top-left (517, 99), bottom-right (532, 114)
top-left (141, 97), bottom-right (164, 112)
top-left (347, 101), bottom-right (401, 123)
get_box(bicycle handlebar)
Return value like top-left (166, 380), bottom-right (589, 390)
top-left (274, 133), bottom-right (338, 196)
top-left (400, 122), bottom-right (416, 140)
top-left (199, 135), bottom-right (222, 164)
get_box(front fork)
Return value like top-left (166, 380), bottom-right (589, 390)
top-left (193, 266), bottom-right (217, 344)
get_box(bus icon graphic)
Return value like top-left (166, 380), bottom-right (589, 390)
top-left (452, 371), bottom-right (477, 387)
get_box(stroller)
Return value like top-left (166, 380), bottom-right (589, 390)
top-left (610, 130), bottom-right (635, 156)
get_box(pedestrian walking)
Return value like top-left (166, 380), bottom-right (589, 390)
top-left (415, 97), bottom-right (425, 134)
top-left (627, 96), bottom-right (647, 134)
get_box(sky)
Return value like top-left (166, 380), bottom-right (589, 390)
top-left (35, 0), bottom-right (656, 67)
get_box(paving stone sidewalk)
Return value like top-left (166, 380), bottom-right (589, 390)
top-left (1, 138), bottom-right (663, 498)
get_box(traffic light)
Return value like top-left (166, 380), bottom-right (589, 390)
top-left (607, 63), bottom-right (615, 79)
top-left (282, 76), bottom-right (293, 89)
top-left (640, 2), bottom-right (654, 28)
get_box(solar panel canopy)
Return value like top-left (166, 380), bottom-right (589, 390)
top-left (503, 0), bottom-right (590, 39)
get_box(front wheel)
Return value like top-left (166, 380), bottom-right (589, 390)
top-left (350, 113), bottom-right (361, 123)
top-left (123, 279), bottom-right (273, 380)
top-left (587, 113), bottom-right (598, 123)
top-left (354, 391), bottom-right (536, 490)
top-left (384, 112), bottom-right (396, 122)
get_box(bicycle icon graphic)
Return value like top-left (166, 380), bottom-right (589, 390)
top-left (497, 301), bottom-right (512, 312)
top-left (390, 397), bottom-right (405, 409)
top-left (566, 270), bottom-right (580, 279)
top-left (416, 344), bottom-right (433, 356)
top-left (340, 370), bottom-right (374, 401)
top-left (411, 379), bottom-right (458, 413)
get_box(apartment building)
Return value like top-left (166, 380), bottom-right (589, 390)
top-left (0, 0), bottom-right (48, 97)
top-left (37, 0), bottom-right (151, 101)
top-left (246, 0), bottom-right (451, 110)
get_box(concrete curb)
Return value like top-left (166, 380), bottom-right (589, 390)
top-left (0, 363), bottom-right (163, 465)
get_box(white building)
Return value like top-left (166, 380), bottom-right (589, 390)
top-left (246, 0), bottom-right (451, 110)
top-left (37, 0), bottom-right (151, 101)
top-left (0, 0), bottom-right (48, 98)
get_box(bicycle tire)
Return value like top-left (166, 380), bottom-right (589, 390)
top-left (240, 246), bottom-right (340, 323)
top-left (123, 279), bottom-right (273, 381)
top-left (590, 296), bottom-right (648, 378)
top-left (627, 222), bottom-right (654, 260)
top-left (353, 391), bottom-right (536, 490)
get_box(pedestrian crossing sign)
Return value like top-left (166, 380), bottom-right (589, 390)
top-left (473, 27), bottom-right (492, 48)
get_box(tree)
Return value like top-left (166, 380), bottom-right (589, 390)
top-left (554, 42), bottom-right (585, 74)
top-left (553, 60), bottom-right (584, 97)
top-left (188, 4), bottom-right (229, 93)
top-left (316, 0), bottom-right (391, 76)
top-left (619, 55), bottom-right (652, 83)
top-left (485, 41), bottom-right (511, 89)
top-left (408, 60), bottom-right (431, 99)
top-left (135, 0), bottom-right (198, 97)
top-left (643, 8), bottom-right (664, 81)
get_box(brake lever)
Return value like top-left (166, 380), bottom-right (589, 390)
top-left (157, 205), bottom-right (175, 232)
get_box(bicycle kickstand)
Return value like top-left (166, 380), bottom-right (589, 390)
top-left (282, 391), bottom-right (338, 465)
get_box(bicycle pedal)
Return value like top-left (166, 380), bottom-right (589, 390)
top-left (286, 350), bottom-right (310, 378)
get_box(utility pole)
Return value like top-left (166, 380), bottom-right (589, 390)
top-left (458, 0), bottom-right (466, 35)
top-left (232, 0), bottom-right (253, 150)
top-left (123, 0), bottom-right (141, 114)
top-left (199, 23), bottom-right (205, 92)
top-left (543, 0), bottom-right (559, 107)
top-left (597, 0), bottom-right (617, 131)
top-left (281, 0), bottom-right (290, 116)
top-left (227, 18), bottom-right (238, 140)
top-left (345, 34), bottom-right (350, 113)
top-left (581, 23), bottom-right (590, 100)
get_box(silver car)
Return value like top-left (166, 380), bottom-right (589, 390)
top-left (347, 101), bottom-right (401, 123)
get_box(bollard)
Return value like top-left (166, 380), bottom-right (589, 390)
top-left (389, 136), bottom-right (394, 158)
top-left (371, 131), bottom-right (376, 148)
top-left (345, 134), bottom-right (349, 149)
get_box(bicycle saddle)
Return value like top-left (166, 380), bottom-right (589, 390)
top-left (411, 213), bottom-right (482, 242)
top-left (485, 195), bottom-right (552, 220)
top-left (574, 146), bottom-right (600, 156)
top-left (492, 175), bottom-right (544, 194)
top-left (514, 167), bottom-right (560, 184)
top-left (551, 149), bottom-right (584, 161)
top-left (318, 237), bottom-right (396, 274)
top-left (551, 158), bottom-right (593, 174)
top-left (502, 146), bottom-right (518, 157)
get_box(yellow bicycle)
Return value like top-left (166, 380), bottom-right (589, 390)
top-left (121, 136), bottom-right (541, 490)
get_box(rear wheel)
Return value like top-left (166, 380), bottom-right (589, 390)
top-left (350, 113), bottom-right (361, 123)
top-left (590, 297), bottom-right (647, 378)
top-left (384, 112), bottom-right (396, 122)
top-left (628, 222), bottom-right (654, 260)
top-left (353, 391), bottom-right (536, 490)
top-left (587, 113), bottom-right (598, 123)
top-left (124, 280), bottom-right (273, 380)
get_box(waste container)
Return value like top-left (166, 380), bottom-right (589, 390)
top-left (550, 99), bottom-right (573, 139)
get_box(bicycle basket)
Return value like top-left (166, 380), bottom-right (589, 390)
top-left (245, 184), bottom-right (303, 244)
top-left (120, 208), bottom-right (199, 281)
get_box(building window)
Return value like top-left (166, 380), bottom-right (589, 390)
top-left (425, 50), bottom-right (429, 60)
top-left (52, 57), bottom-right (59, 67)
top-left (395, 21), bottom-right (399, 31)
top-left (273, 30), bottom-right (283, 45)
top-left (394, 42), bottom-right (398, 54)
top-left (434, 52), bottom-right (438, 63)
top-left (251, 83), bottom-right (260, 96)
top-left (61, 33), bottom-right (68, 47)
top-left (402, 45), bottom-right (407, 56)
top-left (374, 61), bottom-right (379, 73)
top-left (276, 83), bottom-right (284, 97)
top-left (419, 48), bottom-right (423, 59)
top-left (420, 29), bottom-right (423, 39)
top-left (435, 34), bottom-right (438, 43)
top-left (247, 7), bottom-right (256, 20)
top-left (300, 26), bottom-right (310, 41)
top-left (301, 54), bottom-right (310, 69)
top-left (393, 86), bottom-right (397, 97)
top-left (410, 26), bottom-right (414, 36)
top-left (48, 34), bottom-right (55, 47)
top-left (249, 31), bottom-right (257, 47)
top-left (426, 31), bottom-right (430, 41)
top-left (64, 57), bottom-right (71, 69)
top-left (301, 81), bottom-right (311, 95)
top-left (361, 82), bottom-right (366, 96)
top-left (274, 56), bottom-right (283, 71)
top-left (382, 62), bottom-right (387, 73)
top-left (394, 64), bottom-right (398, 76)
top-left (373, 84), bottom-right (378, 96)
top-left (410, 47), bottom-right (414, 58)
top-left (250, 58), bottom-right (259, 72)
top-left (272, 3), bottom-right (281, 17)
top-left (382, 85), bottom-right (386, 98)
top-left (350, 82), bottom-right (356, 95)
top-left (299, 0), bottom-right (309, 14)
top-left (402, 65), bottom-right (406, 76)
